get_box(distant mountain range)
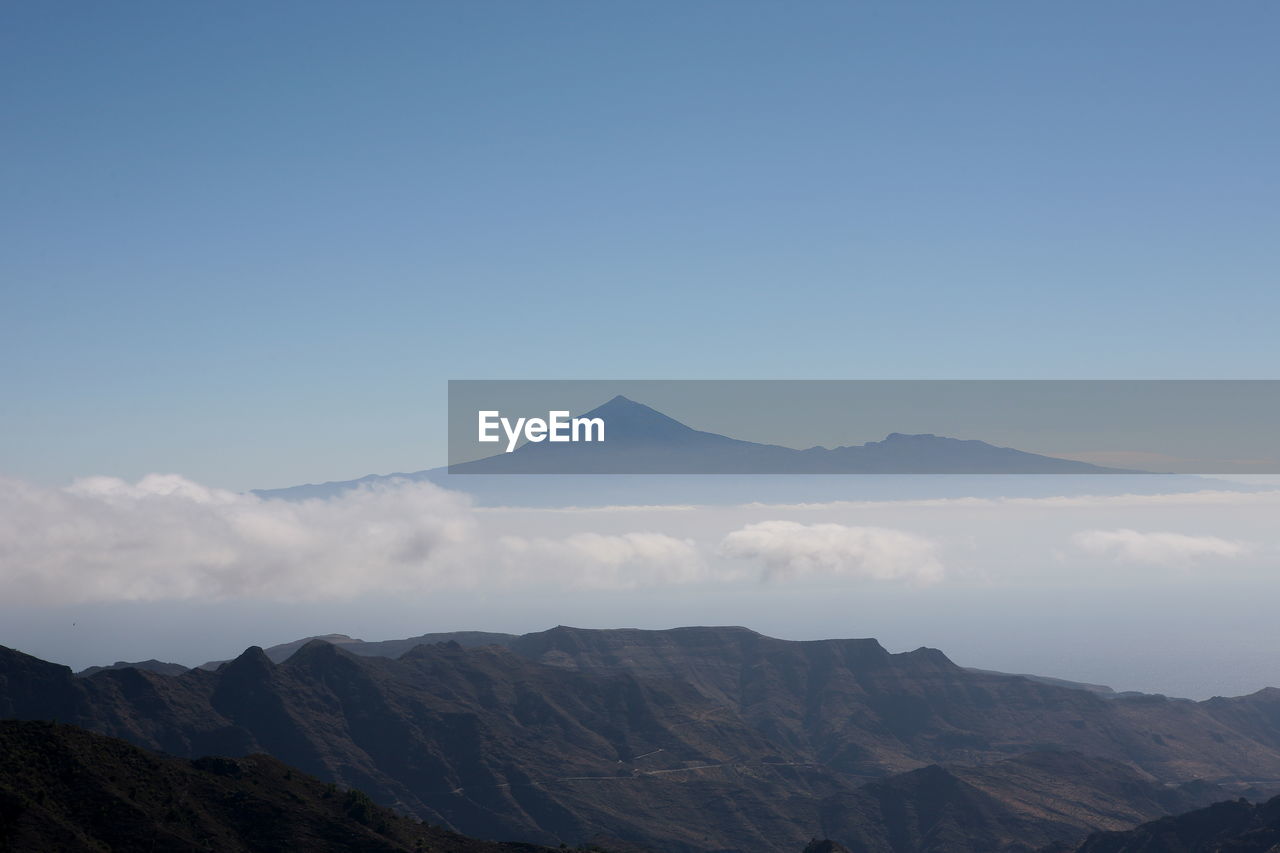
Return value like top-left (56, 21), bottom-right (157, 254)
top-left (447, 396), bottom-right (1141, 475)
top-left (188, 629), bottom-right (1128, 698)
top-left (251, 396), bottom-right (1241, 506)
top-left (9, 625), bottom-right (1280, 852)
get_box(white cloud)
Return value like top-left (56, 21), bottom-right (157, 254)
top-left (0, 475), bottom-right (479, 604)
top-left (718, 521), bottom-right (943, 585)
top-left (496, 532), bottom-right (711, 590)
top-left (8, 472), bottom-right (1273, 606)
top-left (0, 475), bottom-right (713, 603)
top-left (1071, 528), bottom-right (1252, 566)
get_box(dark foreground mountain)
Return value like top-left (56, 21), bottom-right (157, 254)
top-left (821, 751), bottom-right (1237, 853)
top-left (0, 719), bottom-right (550, 853)
top-left (803, 842), bottom-right (852, 853)
top-left (1058, 794), bottom-right (1280, 852)
top-left (5, 626), bottom-right (1280, 852)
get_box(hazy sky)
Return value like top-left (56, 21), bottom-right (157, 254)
top-left (4, 2), bottom-right (1279, 490)
top-left (3, 4), bottom-right (1279, 697)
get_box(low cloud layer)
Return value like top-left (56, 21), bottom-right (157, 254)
top-left (6, 473), bottom-right (1273, 606)
top-left (0, 475), bottom-right (760, 604)
top-left (0, 474), bottom-right (479, 603)
top-left (0, 475), bottom-right (726, 604)
top-left (719, 521), bottom-right (944, 585)
top-left (1072, 528), bottom-right (1252, 566)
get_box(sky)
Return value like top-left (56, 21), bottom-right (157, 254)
top-left (2, 3), bottom-right (1279, 697)
top-left (3, 2), bottom-right (1279, 490)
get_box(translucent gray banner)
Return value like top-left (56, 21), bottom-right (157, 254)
top-left (447, 380), bottom-right (1280, 475)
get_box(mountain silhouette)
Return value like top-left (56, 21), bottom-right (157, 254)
top-left (572, 395), bottom-right (738, 444)
top-left (248, 396), bottom-right (1253, 505)
top-left (447, 396), bottom-right (1137, 475)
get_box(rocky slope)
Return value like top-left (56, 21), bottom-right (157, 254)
top-left (821, 750), bottom-right (1240, 853)
top-left (1060, 794), bottom-right (1280, 852)
top-left (507, 626), bottom-right (1280, 782)
top-left (0, 719), bottom-right (552, 853)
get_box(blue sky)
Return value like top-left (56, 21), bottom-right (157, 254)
top-left (3, 2), bottom-right (1278, 490)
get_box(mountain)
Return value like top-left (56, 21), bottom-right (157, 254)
top-left (258, 469), bottom-right (1238, 508)
top-left (246, 395), bottom-right (1236, 506)
top-left (449, 396), bottom-right (805, 475)
top-left (820, 750), bottom-right (1236, 853)
top-left (193, 631), bottom-right (1123, 696)
top-left (198, 631), bottom-right (1127, 700)
top-left (0, 719), bottom-right (553, 853)
top-left (198, 631), bottom-right (517, 670)
top-left (499, 626), bottom-right (1280, 782)
top-left (2, 639), bottom-right (813, 851)
top-left (426, 396), bottom-right (1134, 476)
top-left (6, 626), bottom-right (1280, 852)
top-left (76, 658), bottom-right (189, 678)
top-left (1060, 795), bottom-right (1280, 852)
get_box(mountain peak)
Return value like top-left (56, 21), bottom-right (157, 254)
top-left (585, 394), bottom-right (677, 418)
top-left (575, 395), bottom-right (703, 442)
top-left (286, 638), bottom-right (347, 664)
top-left (221, 645), bottom-right (274, 677)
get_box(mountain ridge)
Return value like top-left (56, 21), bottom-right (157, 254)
top-left (191, 625), bottom-right (1126, 699)
top-left (7, 626), bottom-right (1280, 851)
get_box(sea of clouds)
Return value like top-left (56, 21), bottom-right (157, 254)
top-left (2, 474), bottom-right (1276, 606)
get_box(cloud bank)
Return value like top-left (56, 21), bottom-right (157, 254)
top-left (0, 474), bottom-right (479, 603)
top-left (0, 475), bottom-right (961, 605)
top-left (0, 475), bottom-right (719, 603)
top-left (9, 473), bottom-right (1269, 606)
top-left (1071, 528), bottom-right (1252, 566)
top-left (719, 521), bottom-right (944, 585)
